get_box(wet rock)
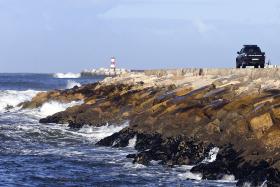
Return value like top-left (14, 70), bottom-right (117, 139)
top-left (96, 128), bottom-right (136, 147)
top-left (4, 104), bottom-right (14, 111)
top-left (97, 130), bottom-right (211, 166)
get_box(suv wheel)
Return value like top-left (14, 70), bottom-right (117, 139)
top-left (242, 64), bottom-right (246, 68)
top-left (260, 64), bottom-right (265, 68)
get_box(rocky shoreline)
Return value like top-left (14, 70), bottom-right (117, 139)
top-left (21, 70), bottom-right (280, 186)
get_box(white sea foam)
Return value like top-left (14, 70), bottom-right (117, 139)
top-left (127, 135), bottom-right (137, 148)
top-left (72, 122), bottom-right (129, 141)
top-left (150, 160), bottom-right (161, 165)
top-left (124, 162), bottom-right (146, 169)
top-left (38, 100), bottom-right (83, 117)
top-left (53, 73), bottom-right (81, 79)
top-left (222, 174), bottom-right (236, 181)
top-left (202, 147), bottom-right (220, 163)
top-left (217, 174), bottom-right (236, 183)
top-left (178, 171), bottom-right (203, 180)
top-left (0, 90), bottom-right (40, 112)
top-left (66, 80), bottom-right (81, 89)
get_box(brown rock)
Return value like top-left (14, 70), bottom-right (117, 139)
top-left (174, 87), bottom-right (192, 96)
top-left (272, 107), bottom-right (280, 120)
top-left (263, 128), bottom-right (280, 148)
top-left (206, 119), bottom-right (221, 134)
top-left (250, 113), bottom-right (273, 138)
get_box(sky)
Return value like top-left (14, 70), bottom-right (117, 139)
top-left (0, 0), bottom-right (280, 73)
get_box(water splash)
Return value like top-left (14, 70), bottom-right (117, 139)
top-left (38, 100), bottom-right (83, 117)
top-left (0, 90), bottom-right (40, 112)
top-left (72, 122), bottom-right (129, 141)
top-left (127, 135), bottom-right (137, 148)
top-left (53, 73), bottom-right (81, 79)
top-left (66, 80), bottom-right (81, 89)
top-left (202, 147), bottom-right (220, 163)
top-left (178, 171), bottom-right (203, 180)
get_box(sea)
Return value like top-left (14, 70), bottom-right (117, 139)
top-left (0, 73), bottom-right (236, 187)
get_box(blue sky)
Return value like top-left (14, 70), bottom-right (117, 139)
top-left (0, 0), bottom-right (279, 73)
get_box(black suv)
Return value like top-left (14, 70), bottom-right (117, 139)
top-left (236, 45), bottom-right (265, 68)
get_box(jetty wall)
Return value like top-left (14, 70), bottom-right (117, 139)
top-left (144, 68), bottom-right (280, 79)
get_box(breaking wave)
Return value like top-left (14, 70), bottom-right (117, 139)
top-left (74, 122), bottom-right (129, 141)
top-left (66, 80), bottom-right (81, 89)
top-left (178, 171), bottom-right (203, 180)
top-left (0, 90), bottom-right (40, 112)
top-left (53, 73), bottom-right (81, 79)
top-left (37, 100), bottom-right (83, 117)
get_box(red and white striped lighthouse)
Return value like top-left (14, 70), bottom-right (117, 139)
top-left (110, 57), bottom-right (116, 69)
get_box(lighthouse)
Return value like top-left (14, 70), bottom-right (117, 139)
top-left (110, 57), bottom-right (116, 74)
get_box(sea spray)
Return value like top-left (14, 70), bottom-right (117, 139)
top-left (127, 135), bottom-right (137, 148)
top-left (53, 73), bottom-right (81, 79)
top-left (123, 162), bottom-right (147, 169)
top-left (22, 100), bottom-right (84, 118)
top-left (178, 171), bottom-right (203, 180)
top-left (66, 80), bottom-right (81, 89)
top-left (202, 147), bottom-right (220, 163)
top-left (72, 122), bottom-right (130, 141)
top-left (38, 100), bottom-right (83, 117)
top-left (177, 147), bottom-right (220, 181)
top-left (0, 90), bottom-right (40, 112)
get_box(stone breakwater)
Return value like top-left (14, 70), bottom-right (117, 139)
top-left (21, 69), bottom-right (280, 186)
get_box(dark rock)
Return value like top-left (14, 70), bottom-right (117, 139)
top-left (96, 128), bottom-right (136, 147)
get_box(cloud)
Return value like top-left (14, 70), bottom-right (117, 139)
top-left (192, 18), bottom-right (216, 34)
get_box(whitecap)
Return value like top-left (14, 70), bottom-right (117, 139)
top-left (127, 135), bottom-right (137, 148)
top-left (0, 90), bottom-right (40, 112)
top-left (23, 100), bottom-right (83, 118)
top-left (38, 100), bottom-right (83, 117)
top-left (178, 171), bottom-right (203, 180)
top-left (66, 80), bottom-right (81, 89)
top-left (71, 122), bottom-right (129, 141)
top-left (124, 162), bottom-right (146, 169)
top-left (53, 73), bottom-right (81, 79)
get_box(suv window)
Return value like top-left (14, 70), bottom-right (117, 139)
top-left (244, 47), bottom-right (261, 53)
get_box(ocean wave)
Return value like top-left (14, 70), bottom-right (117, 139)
top-left (178, 171), bottom-right (202, 180)
top-left (123, 162), bottom-right (147, 169)
top-left (66, 80), bottom-right (81, 89)
top-left (38, 100), bottom-right (83, 117)
top-left (53, 73), bottom-right (81, 79)
top-left (218, 175), bottom-right (236, 183)
top-left (74, 122), bottom-right (129, 141)
top-left (0, 90), bottom-right (40, 112)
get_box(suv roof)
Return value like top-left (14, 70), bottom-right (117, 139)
top-left (243, 45), bottom-right (258, 47)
